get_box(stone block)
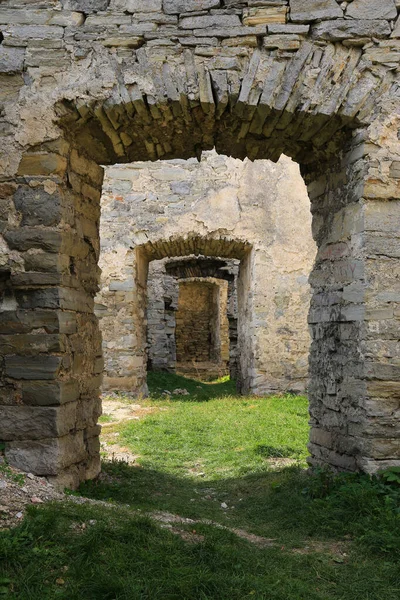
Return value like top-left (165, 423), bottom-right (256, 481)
top-left (164, 0), bottom-right (218, 13)
top-left (346, 0), bottom-right (397, 20)
top-left (13, 184), bottom-right (62, 227)
top-left (5, 431), bottom-right (86, 475)
top-left (109, 278), bottom-right (135, 291)
top-left (17, 153), bottom-right (68, 177)
top-left (21, 380), bottom-right (80, 406)
top-left (312, 19), bottom-right (391, 40)
top-left (5, 355), bottom-right (62, 380)
top-left (0, 402), bottom-right (77, 441)
top-left (62, 0), bottom-right (110, 12)
top-left (3, 228), bottom-right (62, 253)
top-left (0, 333), bottom-right (65, 355)
top-left (0, 46), bottom-right (25, 73)
top-left (179, 14), bottom-right (241, 29)
top-left (289, 0), bottom-right (342, 22)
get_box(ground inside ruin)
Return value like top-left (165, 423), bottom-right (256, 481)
top-left (1, 373), bottom-right (399, 599)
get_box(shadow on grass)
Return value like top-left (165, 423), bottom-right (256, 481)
top-left (2, 462), bottom-right (400, 599)
top-left (147, 371), bottom-right (237, 402)
top-left (79, 460), bottom-right (310, 543)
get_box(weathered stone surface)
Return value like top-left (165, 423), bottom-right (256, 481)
top-left (289, 0), bottom-right (342, 22)
top-left (62, 0), bottom-right (110, 12)
top-left (243, 7), bottom-right (287, 25)
top-left (5, 432), bottom-right (86, 475)
top-left (346, 0), bottom-right (397, 21)
top-left (0, 47), bottom-right (25, 73)
top-left (97, 153), bottom-right (315, 395)
top-left (13, 186), bottom-right (61, 227)
top-left (3, 228), bottom-right (61, 253)
top-left (179, 14), bottom-right (241, 29)
top-left (0, 403), bottom-right (77, 440)
top-left (21, 381), bottom-right (79, 406)
top-left (164, 0), bottom-right (219, 13)
top-left (312, 19), bottom-right (391, 40)
top-left (4, 356), bottom-right (62, 380)
top-left (110, 0), bottom-right (161, 11)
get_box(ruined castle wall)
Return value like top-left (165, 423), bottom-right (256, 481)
top-left (1, 0), bottom-right (399, 483)
top-left (96, 151), bottom-right (316, 394)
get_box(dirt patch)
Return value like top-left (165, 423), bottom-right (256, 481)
top-left (101, 396), bottom-right (158, 426)
top-left (0, 460), bottom-right (64, 530)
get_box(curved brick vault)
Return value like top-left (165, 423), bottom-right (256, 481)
top-left (0, 0), bottom-right (399, 488)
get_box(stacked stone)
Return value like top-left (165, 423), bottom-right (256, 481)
top-left (175, 280), bottom-right (215, 362)
top-left (1, 0), bottom-right (399, 485)
top-left (0, 146), bottom-right (105, 489)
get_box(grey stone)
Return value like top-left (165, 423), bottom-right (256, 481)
top-left (0, 46), bottom-right (25, 73)
top-left (0, 404), bottom-right (78, 441)
top-left (179, 14), bottom-right (241, 29)
top-left (268, 23), bottom-right (310, 34)
top-left (3, 228), bottom-right (61, 253)
top-left (21, 381), bottom-right (80, 406)
top-left (5, 356), bottom-right (62, 380)
top-left (61, 0), bottom-right (110, 12)
top-left (289, 0), bottom-right (342, 22)
top-left (5, 432), bottom-right (86, 475)
top-left (312, 19), bottom-right (391, 40)
top-left (14, 186), bottom-right (61, 226)
top-left (346, 0), bottom-right (397, 21)
top-left (109, 278), bottom-right (135, 291)
top-left (164, 0), bottom-right (220, 13)
top-left (110, 0), bottom-right (161, 11)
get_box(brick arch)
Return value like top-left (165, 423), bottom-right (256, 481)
top-left (1, 1), bottom-right (399, 487)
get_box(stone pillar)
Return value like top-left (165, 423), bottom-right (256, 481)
top-left (307, 123), bottom-right (400, 473)
top-left (0, 144), bottom-right (104, 488)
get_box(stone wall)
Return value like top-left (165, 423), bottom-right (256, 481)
top-left (175, 280), bottom-right (217, 362)
top-left (0, 0), bottom-right (399, 484)
top-left (96, 152), bottom-right (316, 395)
top-left (146, 257), bottom-right (237, 377)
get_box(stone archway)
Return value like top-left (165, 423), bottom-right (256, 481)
top-left (0, 1), bottom-right (399, 487)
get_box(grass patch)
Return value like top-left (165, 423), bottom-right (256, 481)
top-left (1, 374), bottom-right (400, 599)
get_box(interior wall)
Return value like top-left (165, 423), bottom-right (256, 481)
top-left (96, 152), bottom-right (316, 395)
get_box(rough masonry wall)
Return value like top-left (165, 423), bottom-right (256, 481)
top-left (175, 280), bottom-right (216, 363)
top-left (0, 0), bottom-right (399, 484)
top-left (96, 152), bottom-right (316, 394)
top-left (146, 258), bottom-right (236, 376)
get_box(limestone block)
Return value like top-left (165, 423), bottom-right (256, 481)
top-left (0, 46), bottom-right (25, 73)
top-left (263, 34), bottom-right (301, 50)
top-left (3, 25), bottom-right (64, 43)
top-left (17, 153), bottom-right (68, 177)
top-left (312, 19), bottom-right (391, 40)
top-left (268, 23), bottom-right (309, 34)
top-left (164, 0), bottom-right (219, 13)
top-left (110, 0), bottom-right (161, 11)
top-left (62, 0), bottom-right (110, 12)
top-left (3, 228), bottom-right (61, 253)
top-left (5, 432), bottom-right (86, 475)
top-left (13, 186), bottom-right (62, 227)
top-left (346, 0), bottom-right (397, 20)
top-left (0, 403), bottom-right (77, 441)
top-left (289, 0), bottom-right (342, 22)
top-left (0, 333), bottom-right (65, 355)
top-left (21, 380), bottom-right (80, 406)
top-left (4, 355), bottom-right (62, 380)
top-left (179, 14), bottom-right (241, 29)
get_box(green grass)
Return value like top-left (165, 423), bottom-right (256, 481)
top-left (1, 373), bottom-right (400, 599)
